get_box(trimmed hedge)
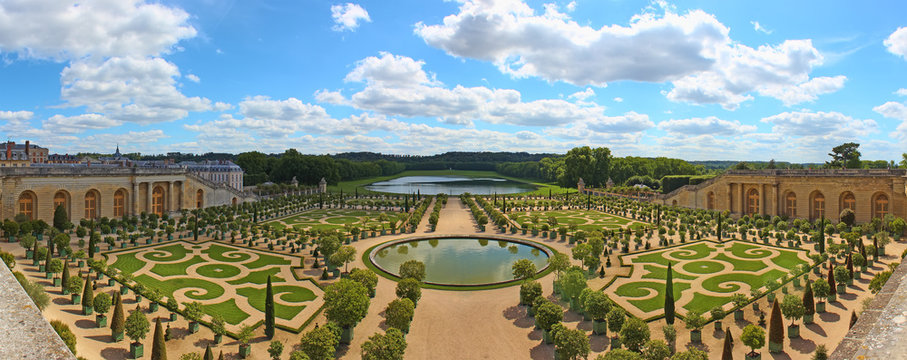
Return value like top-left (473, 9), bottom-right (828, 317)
top-left (661, 175), bottom-right (716, 194)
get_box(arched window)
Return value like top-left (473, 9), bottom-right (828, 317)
top-left (874, 194), bottom-right (889, 218)
top-left (53, 191), bottom-right (67, 212)
top-left (18, 192), bottom-right (35, 220)
top-left (152, 186), bottom-right (165, 216)
top-left (85, 191), bottom-right (98, 219)
top-left (810, 192), bottom-right (825, 220)
top-left (707, 192), bottom-right (715, 210)
top-left (747, 188), bottom-right (760, 215)
top-left (113, 189), bottom-right (126, 217)
top-left (785, 192), bottom-right (797, 217)
top-left (840, 192), bottom-right (855, 212)
top-left (196, 189), bottom-right (204, 209)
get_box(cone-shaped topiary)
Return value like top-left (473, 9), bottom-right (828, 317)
top-left (828, 262), bottom-right (837, 297)
top-left (664, 262), bottom-right (675, 325)
top-left (849, 311), bottom-right (858, 329)
top-left (111, 292), bottom-right (125, 340)
top-left (82, 276), bottom-right (93, 315)
top-left (151, 318), bottom-right (166, 360)
top-left (721, 330), bottom-right (733, 360)
top-left (769, 299), bottom-right (784, 352)
top-left (802, 279), bottom-right (814, 315)
top-left (265, 275), bottom-right (275, 339)
top-left (203, 344), bottom-right (213, 360)
top-left (61, 261), bottom-right (70, 289)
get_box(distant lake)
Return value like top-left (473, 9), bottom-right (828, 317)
top-left (364, 176), bottom-right (536, 195)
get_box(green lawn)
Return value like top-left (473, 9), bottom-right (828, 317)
top-left (237, 285), bottom-right (316, 320)
top-left (509, 209), bottom-right (640, 232)
top-left (202, 299), bottom-right (250, 325)
top-left (615, 281), bottom-right (692, 313)
top-left (149, 255), bottom-right (207, 277)
top-left (110, 253), bottom-right (146, 275)
top-left (269, 208), bottom-right (400, 232)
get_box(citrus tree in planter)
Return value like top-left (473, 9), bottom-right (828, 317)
top-left (183, 301), bottom-right (204, 334)
top-left (66, 274), bottom-right (83, 305)
top-left (834, 265), bottom-right (850, 294)
top-left (512, 259), bottom-right (537, 282)
top-left (211, 314), bottom-right (227, 344)
top-left (731, 293), bottom-right (748, 321)
top-left (299, 322), bottom-right (340, 360)
top-left (93, 292), bottom-right (112, 328)
top-left (384, 298), bottom-right (415, 333)
top-left (619, 317), bottom-right (650, 353)
top-left (606, 308), bottom-right (626, 349)
top-left (552, 323), bottom-right (590, 360)
top-left (584, 292), bottom-right (611, 335)
top-left (741, 324), bottom-right (765, 360)
top-left (781, 294), bottom-right (805, 338)
top-left (812, 278), bottom-right (831, 313)
top-left (519, 281), bottom-right (543, 307)
top-left (125, 306), bottom-right (150, 358)
top-left (683, 310), bottom-right (707, 343)
top-left (237, 324), bottom-right (254, 359)
top-left (349, 268), bottom-right (379, 298)
top-left (395, 278), bottom-right (422, 306)
top-left (711, 306), bottom-right (727, 331)
top-left (560, 268), bottom-right (588, 311)
top-left (361, 328), bottom-right (407, 360)
top-left (535, 300), bottom-right (564, 344)
top-left (324, 278), bottom-right (370, 344)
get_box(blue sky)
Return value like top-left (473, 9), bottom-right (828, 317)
top-left (1, 0), bottom-right (906, 162)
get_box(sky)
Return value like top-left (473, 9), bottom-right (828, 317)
top-left (1, 0), bottom-right (906, 162)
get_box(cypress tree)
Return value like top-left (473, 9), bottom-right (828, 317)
top-left (218, 351), bottom-right (224, 360)
top-left (88, 235), bottom-right (95, 259)
top-left (849, 311), bottom-right (858, 329)
top-left (61, 260), bottom-right (70, 289)
top-left (717, 212), bottom-right (722, 242)
top-left (664, 262), bottom-right (675, 324)
top-left (265, 275), bottom-right (275, 338)
top-left (203, 345), bottom-right (213, 360)
top-left (828, 262), bottom-right (837, 298)
top-left (721, 330), bottom-right (733, 360)
top-left (769, 299), bottom-right (784, 352)
top-left (44, 245), bottom-right (53, 271)
top-left (111, 292), bottom-right (125, 341)
top-left (82, 276), bottom-right (94, 315)
top-left (846, 253), bottom-right (854, 279)
top-left (53, 204), bottom-right (68, 232)
top-left (802, 279), bottom-right (815, 316)
top-left (818, 214), bottom-right (826, 254)
top-left (151, 318), bottom-right (167, 360)
top-left (193, 215), bottom-right (199, 241)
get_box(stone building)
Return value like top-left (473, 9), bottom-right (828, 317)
top-left (0, 141), bottom-right (47, 167)
top-left (179, 160), bottom-right (244, 191)
top-left (0, 166), bottom-right (254, 223)
top-left (656, 169), bottom-right (906, 223)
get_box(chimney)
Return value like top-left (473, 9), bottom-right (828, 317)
top-left (25, 140), bottom-right (30, 160)
top-left (6, 142), bottom-right (11, 159)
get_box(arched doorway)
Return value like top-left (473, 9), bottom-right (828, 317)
top-left (18, 191), bottom-right (36, 220)
top-left (840, 192), bottom-right (856, 213)
top-left (113, 189), bottom-right (127, 218)
top-left (746, 188), bottom-right (760, 215)
top-left (152, 186), bottom-right (165, 216)
top-left (85, 190), bottom-right (100, 219)
top-left (784, 191), bottom-right (797, 218)
top-left (53, 190), bottom-right (70, 219)
top-left (706, 192), bottom-right (715, 210)
top-left (196, 189), bottom-right (204, 209)
top-left (810, 191), bottom-right (825, 220)
top-left (873, 193), bottom-right (889, 219)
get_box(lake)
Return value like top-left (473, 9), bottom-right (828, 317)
top-left (364, 175), bottom-right (535, 195)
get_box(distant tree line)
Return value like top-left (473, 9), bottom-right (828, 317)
top-left (236, 150), bottom-right (406, 186)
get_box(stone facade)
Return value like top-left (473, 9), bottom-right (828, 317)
top-left (657, 169), bottom-right (907, 223)
top-left (0, 167), bottom-right (255, 223)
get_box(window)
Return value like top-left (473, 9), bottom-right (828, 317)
top-left (85, 191), bottom-right (98, 219)
top-left (18, 192), bottom-right (35, 220)
top-left (842, 192), bottom-right (856, 211)
top-left (875, 194), bottom-right (889, 218)
top-left (196, 189), bottom-right (204, 209)
top-left (152, 186), bottom-right (165, 216)
top-left (113, 190), bottom-right (126, 217)
top-left (785, 192), bottom-right (797, 217)
top-left (747, 188), bottom-right (759, 215)
top-left (811, 192), bottom-right (825, 220)
top-left (54, 191), bottom-right (67, 212)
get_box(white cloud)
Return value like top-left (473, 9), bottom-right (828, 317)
top-left (0, 0), bottom-right (196, 60)
top-left (658, 117), bottom-right (756, 136)
top-left (613, 97), bottom-right (623, 103)
top-left (884, 27), bottom-right (907, 60)
top-left (896, 88), bottom-right (907, 97)
top-left (213, 102), bottom-right (233, 112)
top-left (43, 114), bottom-right (121, 133)
top-left (185, 74), bottom-right (200, 83)
top-left (0, 110), bottom-right (34, 124)
top-left (331, 3), bottom-right (371, 32)
top-left (323, 52), bottom-right (640, 128)
top-left (568, 88), bottom-right (595, 101)
top-left (761, 110), bottom-right (877, 138)
top-left (757, 76), bottom-right (846, 106)
top-left (873, 101), bottom-right (907, 142)
top-left (61, 57), bottom-right (212, 124)
top-left (566, 1), bottom-right (577, 12)
top-left (416, 1), bottom-right (842, 109)
top-left (751, 21), bottom-right (772, 34)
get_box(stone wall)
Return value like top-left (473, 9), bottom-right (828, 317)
top-left (831, 260), bottom-right (907, 358)
top-left (0, 263), bottom-right (76, 359)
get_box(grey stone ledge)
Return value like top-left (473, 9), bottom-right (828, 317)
top-left (0, 263), bottom-right (77, 360)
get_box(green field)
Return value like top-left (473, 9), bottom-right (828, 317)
top-left (328, 170), bottom-right (571, 196)
top-left (267, 208), bottom-right (401, 232)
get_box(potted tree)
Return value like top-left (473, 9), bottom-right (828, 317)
top-left (802, 279), bottom-right (815, 324)
top-left (834, 265), bottom-right (850, 295)
top-left (812, 278), bottom-right (830, 313)
top-left (711, 306), bottom-right (727, 331)
top-left (732, 293), bottom-right (748, 321)
top-left (111, 293), bottom-right (126, 341)
top-left (81, 276), bottom-right (93, 315)
top-left (166, 297), bottom-right (179, 321)
top-left (323, 279), bottom-right (370, 344)
top-left (554, 325), bottom-right (591, 360)
top-left (211, 314), bottom-right (226, 344)
top-left (584, 291), bottom-right (611, 335)
top-left (19, 234), bottom-right (35, 259)
top-left (519, 281), bottom-right (543, 307)
top-left (48, 258), bottom-right (63, 285)
top-left (237, 324), bottom-right (254, 358)
top-left (607, 308), bottom-right (625, 349)
top-left (781, 294), bottom-right (805, 338)
top-left (66, 274), bottom-right (83, 305)
top-left (145, 288), bottom-right (163, 313)
top-left (535, 300), bottom-right (563, 344)
top-left (94, 292), bottom-right (112, 328)
top-left (385, 298), bottom-right (415, 333)
top-left (852, 253), bottom-right (866, 278)
top-left (183, 301), bottom-right (204, 334)
top-left (741, 324), bottom-right (766, 360)
top-left (349, 268), bottom-right (379, 298)
top-left (125, 306), bottom-right (150, 359)
top-left (684, 310), bottom-right (707, 343)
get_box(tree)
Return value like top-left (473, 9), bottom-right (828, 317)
top-left (289, 351), bottom-right (311, 360)
top-left (94, 292), bottom-right (112, 316)
top-left (183, 301), bottom-right (204, 324)
top-left (560, 268), bottom-right (588, 307)
top-left (324, 279), bottom-right (370, 333)
top-left (204, 345), bottom-right (213, 360)
top-left (265, 276), bottom-right (275, 338)
top-left (554, 326), bottom-right (591, 360)
top-left (125, 306), bottom-right (151, 343)
top-left (641, 339), bottom-right (671, 360)
top-left (668, 349), bottom-right (709, 360)
top-left (597, 349), bottom-right (642, 360)
top-left (664, 262), bottom-right (675, 325)
top-left (53, 204), bottom-right (69, 232)
top-left (330, 245), bottom-right (357, 273)
top-left (769, 300), bottom-right (784, 351)
top-left (81, 276), bottom-right (93, 314)
top-left (361, 328), bottom-right (407, 360)
top-left (607, 308), bottom-right (626, 335)
top-left (151, 318), bottom-right (167, 360)
top-left (50, 320), bottom-right (77, 356)
top-left (111, 292), bottom-right (126, 339)
top-left (781, 294), bottom-right (805, 326)
top-left (268, 340), bottom-right (285, 360)
top-left (535, 301), bottom-right (564, 332)
top-left (520, 281), bottom-right (543, 306)
top-left (721, 331), bottom-right (733, 360)
top-left (620, 317), bottom-right (651, 352)
top-left (395, 278), bottom-right (422, 305)
top-left (812, 344), bottom-right (829, 360)
top-left (549, 252), bottom-right (571, 281)
top-left (741, 324), bottom-right (766, 356)
top-left (827, 142), bottom-right (861, 169)
top-left (571, 243), bottom-right (592, 270)
top-left (299, 323), bottom-right (341, 360)
top-left (350, 268), bottom-right (379, 297)
top-left (385, 298), bottom-right (415, 333)
top-left (512, 259), bottom-right (537, 281)
top-left (584, 291), bottom-right (612, 321)
top-left (683, 310), bottom-right (706, 332)
top-left (398, 260), bottom-right (426, 282)
top-left (180, 353), bottom-right (202, 360)
top-left (802, 278), bottom-right (815, 318)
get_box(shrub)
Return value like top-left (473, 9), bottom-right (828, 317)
top-left (619, 317), bottom-right (650, 352)
top-left (395, 278), bottom-right (422, 305)
top-left (50, 320), bottom-right (77, 355)
top-left (385, 298), bottom-right (415, 333)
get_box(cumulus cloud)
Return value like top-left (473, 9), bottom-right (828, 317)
top-left (885, 27), bottom-right (907, 60)
top-left (568, 88), bottom-right (596, 101)
top-left (43, 114), bottom-right (122, 133)
top-left (185, 74), bottom-right (200, 83)
top-left (0, 110), bottom-right (35, 124)
top-left (331, 3), bottom-right (371, 32)
top-left (751, 21), bottom-right (772, 34)
top-left (416, 0), bottom-right (842, 109)
top-left (321, 52), bottom-right (643, 128)
top-left (896, 88), bottom-right (907, 96)
top-left (658, 117), bottom-right (756, 136)
top-left (0, 0), bottom-right (196, 60)
top-left (761, 110), bottom-right (876, 138)
top-left (874, 101), bottom-right (907, 142)
top-left (757, 76), bottom-right (846, 106)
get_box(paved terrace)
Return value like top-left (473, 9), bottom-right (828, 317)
top-left (832, 260), bottom-right (907, 359)
top-left (0, 262), bottom-right (76, 360)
